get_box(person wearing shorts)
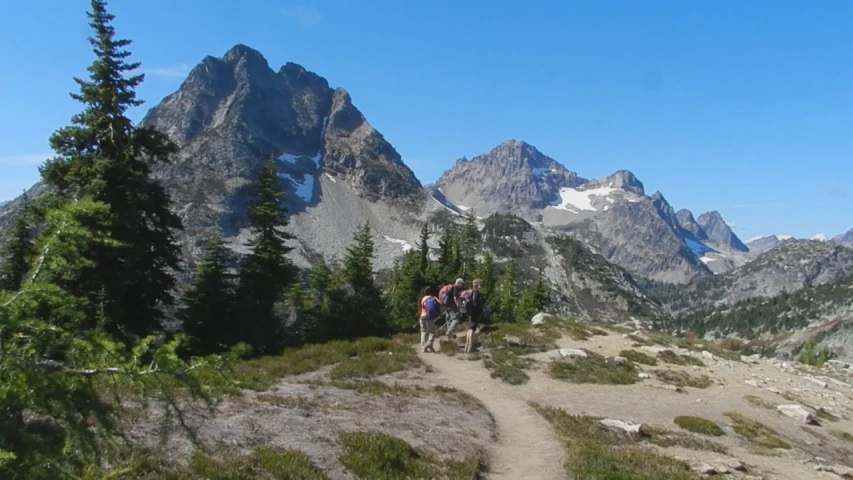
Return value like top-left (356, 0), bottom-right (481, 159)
top-left (464, 279), bottom-right (484, 353)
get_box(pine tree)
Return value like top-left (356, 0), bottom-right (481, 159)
top-left (386, 250), bottom-right (426, 329)
top-left (39, 0), bottom-right (183, 340)
top-left (516, 275), bottom-right (550, 323)
top-left (0, 194), bottom-right (35, 292)
top-left (417, 222), bottom-right (430, 274)
top-left (458, 212), bottom-right (480, 277)
top-left (340, 222), bottom-right (387, 336)
top-left (476, 251), bottom-right (497, 296)
top-left (236, 158), bottom-right (297, 356)
top-left (178, 233), bottom-right (237, 356)
top-left (497, 260), bottom-right (516, 323)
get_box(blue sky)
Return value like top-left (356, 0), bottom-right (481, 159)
top-left (1, 0), bottom-right (852, 240)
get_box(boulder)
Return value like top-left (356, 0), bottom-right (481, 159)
top-left (777, 404), bottom-right (819, 425)
top-left (613, 356), bottom-right (627, 365)
top-left (638, 372), bottom-right (651, 379)
top-left (531, 312), bottom-right (555, 325)
top-left (741, 354), bottom-right (761, 364)
top-left (548, 348), bottom-right (588, 359)
top-left (599, 419), bottom-right (644, 434)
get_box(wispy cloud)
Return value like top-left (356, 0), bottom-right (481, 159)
top-left (0, 154), bottom-right (52, 166)
top-left (147, 64), bottom-right (192, 78)
top-left (280, 6), bottom-right (322, 26)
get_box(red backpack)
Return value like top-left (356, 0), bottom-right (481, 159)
top-left (438, 284), bottom-right (454, 305)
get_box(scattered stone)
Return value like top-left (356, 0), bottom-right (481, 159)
top-left (640, 346), bottom-right (671, 354)
top-left (806, 377), bottom-right (830, 389)
top-left (552, 348), bottom-right (587, 359)
top-left (701, 351), bottom-right (717, 360)
top-left (530, 312), bottom-right (555, 325)
top-left (765, 387), bottom-right (782, 395)
top-left (814, 464), bottom-right (853, 478)
top-left (638, 372), bottom-right (651, 379)
top-left (599, 419), bottom-right (644, 434)
top-left (661, 384), bottom-right (685, 393)
top-left (698, 463), bottom-right (718, 475)
top-left (728, 459), bottom-right (747, 472)
top-left (741, 354), bottom-right (761, 364)
top-left (827, 360), bottom-right (851, 369)
top-left (745, 379), bottom-right (759, 387)
top-left (777, 404), bottom-right (819, 425)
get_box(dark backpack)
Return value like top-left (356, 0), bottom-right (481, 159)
top-left (458, 288), bottom-right (475, 313)
top-left (438, 284), bottom-right (454, 305)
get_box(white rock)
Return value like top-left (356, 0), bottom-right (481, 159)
top-left (777, 404), bottom-right (819, 425)
top-left (698, 463), bottom-right (718, 475)
top-left (638, 372), bottom-right (651, 379)
top-left (701, 351), bottom-right (717, 360)
top-left (552, 348), bottom-right (587, 359)
top-left (613, 356), bottom-right (627, 365)
top-left (531, 312), bottom-right (555, 325)
top-left (806, 377), bottom-right (829, 389)
top-left (745, 379), bottom-right (759, 387)
top-left (640, 346), bottom-right (671, 354)
top-left (741, 354), bottom-right (761, 364)
top-left (599, 418), bottom-right (644, 434)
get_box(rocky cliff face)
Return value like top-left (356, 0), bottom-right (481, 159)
top-left (432, 140), bottom-right (585, 218)
top-left (696, 211), bottom-right (748, 252)
top-left (435, 141), bottom-right (725, 283)
top-left (135, 44), bottom-right (430, 269)
top-left (834, 228), bottom-right (853, 245)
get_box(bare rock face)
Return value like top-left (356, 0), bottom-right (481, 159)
top-left (433, 140), bottom-right (585, 217)
top-left (697, 210), bottom-right (748, 252)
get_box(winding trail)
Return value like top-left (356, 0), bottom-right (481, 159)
top-left (417, 343), bottom-right (567, 480)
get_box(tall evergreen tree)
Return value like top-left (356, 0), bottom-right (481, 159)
top-left (0, 194), bottom-right (35, 292)
top-left (476, 251), bottom-right (497, 296)
top-left (386, 251), bottom-right (426, 329)
top-left (39, 0), bottom-right (183, 340)
top-left (417, 222), bottom-right (430, 274)
top-left (340, 222), bottom-right (387, 336)
top-left (178, 233), bottom-right (237, 356)
top-left (497, 260), bottom-right (517, 323)
top-left (458, 212), bottom-right (480, 277)
top-left (236, 158), bottom-right (297, 355)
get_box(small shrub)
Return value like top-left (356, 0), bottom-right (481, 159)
top-left (328, 345), bottom-right (421, 380)
top-left (338, 431), bottom-right (481, 480)
top-left (483, 349), bottom-right (534, 385)
top-left (619, 350), bottom-right (658, 366)
top-left (673, 416), bottom-right (724, 436)
top-left (797, 338), bottom-right (832, 367)
top-left (549, 351), bottom-right (638, 385)
top-left (656, 350), bottom-right (705, 367)
top-left (532, 403), bottom-right (695, 480)
top-left (745, 395), bottom-right (775, 409)
top-left (829, 429), bottom-right (853, 443)
top-left (724, 412), bottom-right (790, 450)
top-left (123, 446), bottom-right (330, 479)
top-left (439, 340), bottom-right (457, 356)
top-left (653, 370), bottom-right (712, 389)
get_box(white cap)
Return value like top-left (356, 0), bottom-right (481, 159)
top-left (455, 278), bottom-right (464, 285)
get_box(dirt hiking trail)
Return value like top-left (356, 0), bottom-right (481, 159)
top-left (417, 341), bottom-right (567, 480)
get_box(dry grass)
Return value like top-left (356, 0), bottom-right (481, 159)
top-left (549, 351), bottom-right (639, 385)
top-left (672, 416), bottom-right (725, 436)
top-left (829, 429), bottom-right (853, 443)
top-left (483, 349), bottom-right (534, 385)
top-left (532, 403), bottom-right (696, 480)
top-left (652, 370), bottom-right (712, 389)
top-left (724, 412), bottom-right (791, 450)
top-left (656, 350), bottom-right (705, 367)
top-left (338, 431), bottom-right (482, 480)
top-left (745, 395), bottom-right (775, 409)
top-left (619, 350), bottom-right (659, 366)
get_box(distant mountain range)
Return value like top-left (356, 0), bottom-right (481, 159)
top-left (0, 44), bottom-right (851, 329)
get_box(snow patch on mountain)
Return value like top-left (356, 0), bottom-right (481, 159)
top-left (383, 235), bottom-right (413, 252)
top-left (813, 233), bottom-right (828, 241)
top-left (554, 186), bottom-right (617, 212)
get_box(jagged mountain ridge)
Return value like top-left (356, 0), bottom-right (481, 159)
top-left (136, 44), bottom-right (438, 270)
top-left (646, 239), bottom-right (853, 317)
top-left (834, 228), bottom-right (853, 245)
top-left (434, 140), bottom-right (750, 283)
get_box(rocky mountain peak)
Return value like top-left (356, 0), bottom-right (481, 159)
top-left (650, 191), bottom-right (678, 230)
top-left (434, 140), bottom-right (585, 218)
top-left (597, 170), bottom-right (645, 195)
top-left (675, 209), bottom-right (708, 241)
top-left (833, 228), bottom-right (853, 245)
top-left (697, 211), bottom-right (748, 252)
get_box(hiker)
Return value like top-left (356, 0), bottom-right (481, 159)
top-left (437, 278), bottom-right (465, 338)
top-left (459, 279), bottom-right (485, 353)
top-left (419, 285), bottom-right (441, 353)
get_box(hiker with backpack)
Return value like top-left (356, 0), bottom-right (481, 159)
top-left (459, 279), bottom-right (486, 353)
top-left (437, 278), bottom-right (465, 338)
top-left (419, 285), bottom-right (442, 353)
